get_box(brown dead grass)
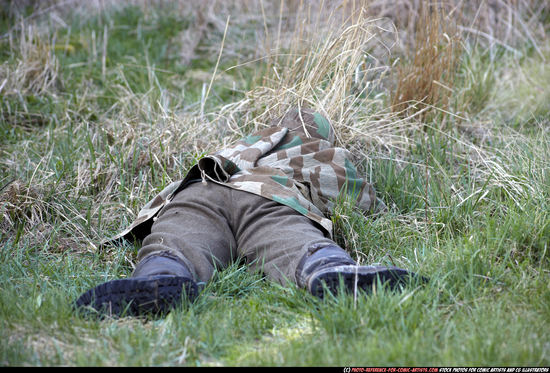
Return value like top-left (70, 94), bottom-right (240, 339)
top-left (390, 2), bottom-right (462, 122)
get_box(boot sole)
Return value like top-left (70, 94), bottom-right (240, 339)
top-left (75, 275), bottom-right (198, 317)
top-left (308, 266), bottom-right (418, 299)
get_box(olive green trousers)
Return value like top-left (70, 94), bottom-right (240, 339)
top-left (135, 181), bottom-right (336, 286)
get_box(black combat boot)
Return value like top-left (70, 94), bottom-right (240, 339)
top-left (296, 245), bottom-right (424, 299)
top-left (75, 253), bottom-right (198, 317)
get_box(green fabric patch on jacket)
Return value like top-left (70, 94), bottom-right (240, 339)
top-left (272, 195), bottom-right (309, 215)
top-left (313, 112), bottom-right (330, 139)
top-left (243, 134), bottom-right (262, 144)
top-left (277, 135), bottom-right (303, 150)
top-left (271, 175), bottom-right (289, 186)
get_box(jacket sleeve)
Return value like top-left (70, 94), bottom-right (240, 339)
top-left (215, 126), bottom-right (288, 171)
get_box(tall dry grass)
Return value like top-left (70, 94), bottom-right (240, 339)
top-left (389, 2), bottom-right (461, 122)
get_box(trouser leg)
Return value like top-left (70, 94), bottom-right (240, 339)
top-left (229, 187), bottom-right (339, 286)
top-left (136, 182), bottom-right (237, 283)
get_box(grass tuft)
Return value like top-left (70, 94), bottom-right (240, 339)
top-left (390, 2), bottom-right (462, 123)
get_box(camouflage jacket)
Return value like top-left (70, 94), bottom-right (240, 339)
top-left (106, 108), bottom-right (384, 246)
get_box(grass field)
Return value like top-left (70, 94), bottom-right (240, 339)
top-left (1, 0), bottom-right (549, 367)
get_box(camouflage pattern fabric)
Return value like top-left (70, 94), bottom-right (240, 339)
top-left (105, 108), bottom-right (385, 246)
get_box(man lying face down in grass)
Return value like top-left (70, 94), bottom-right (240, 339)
top-left (76, 108), bottom-right (426, 317)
